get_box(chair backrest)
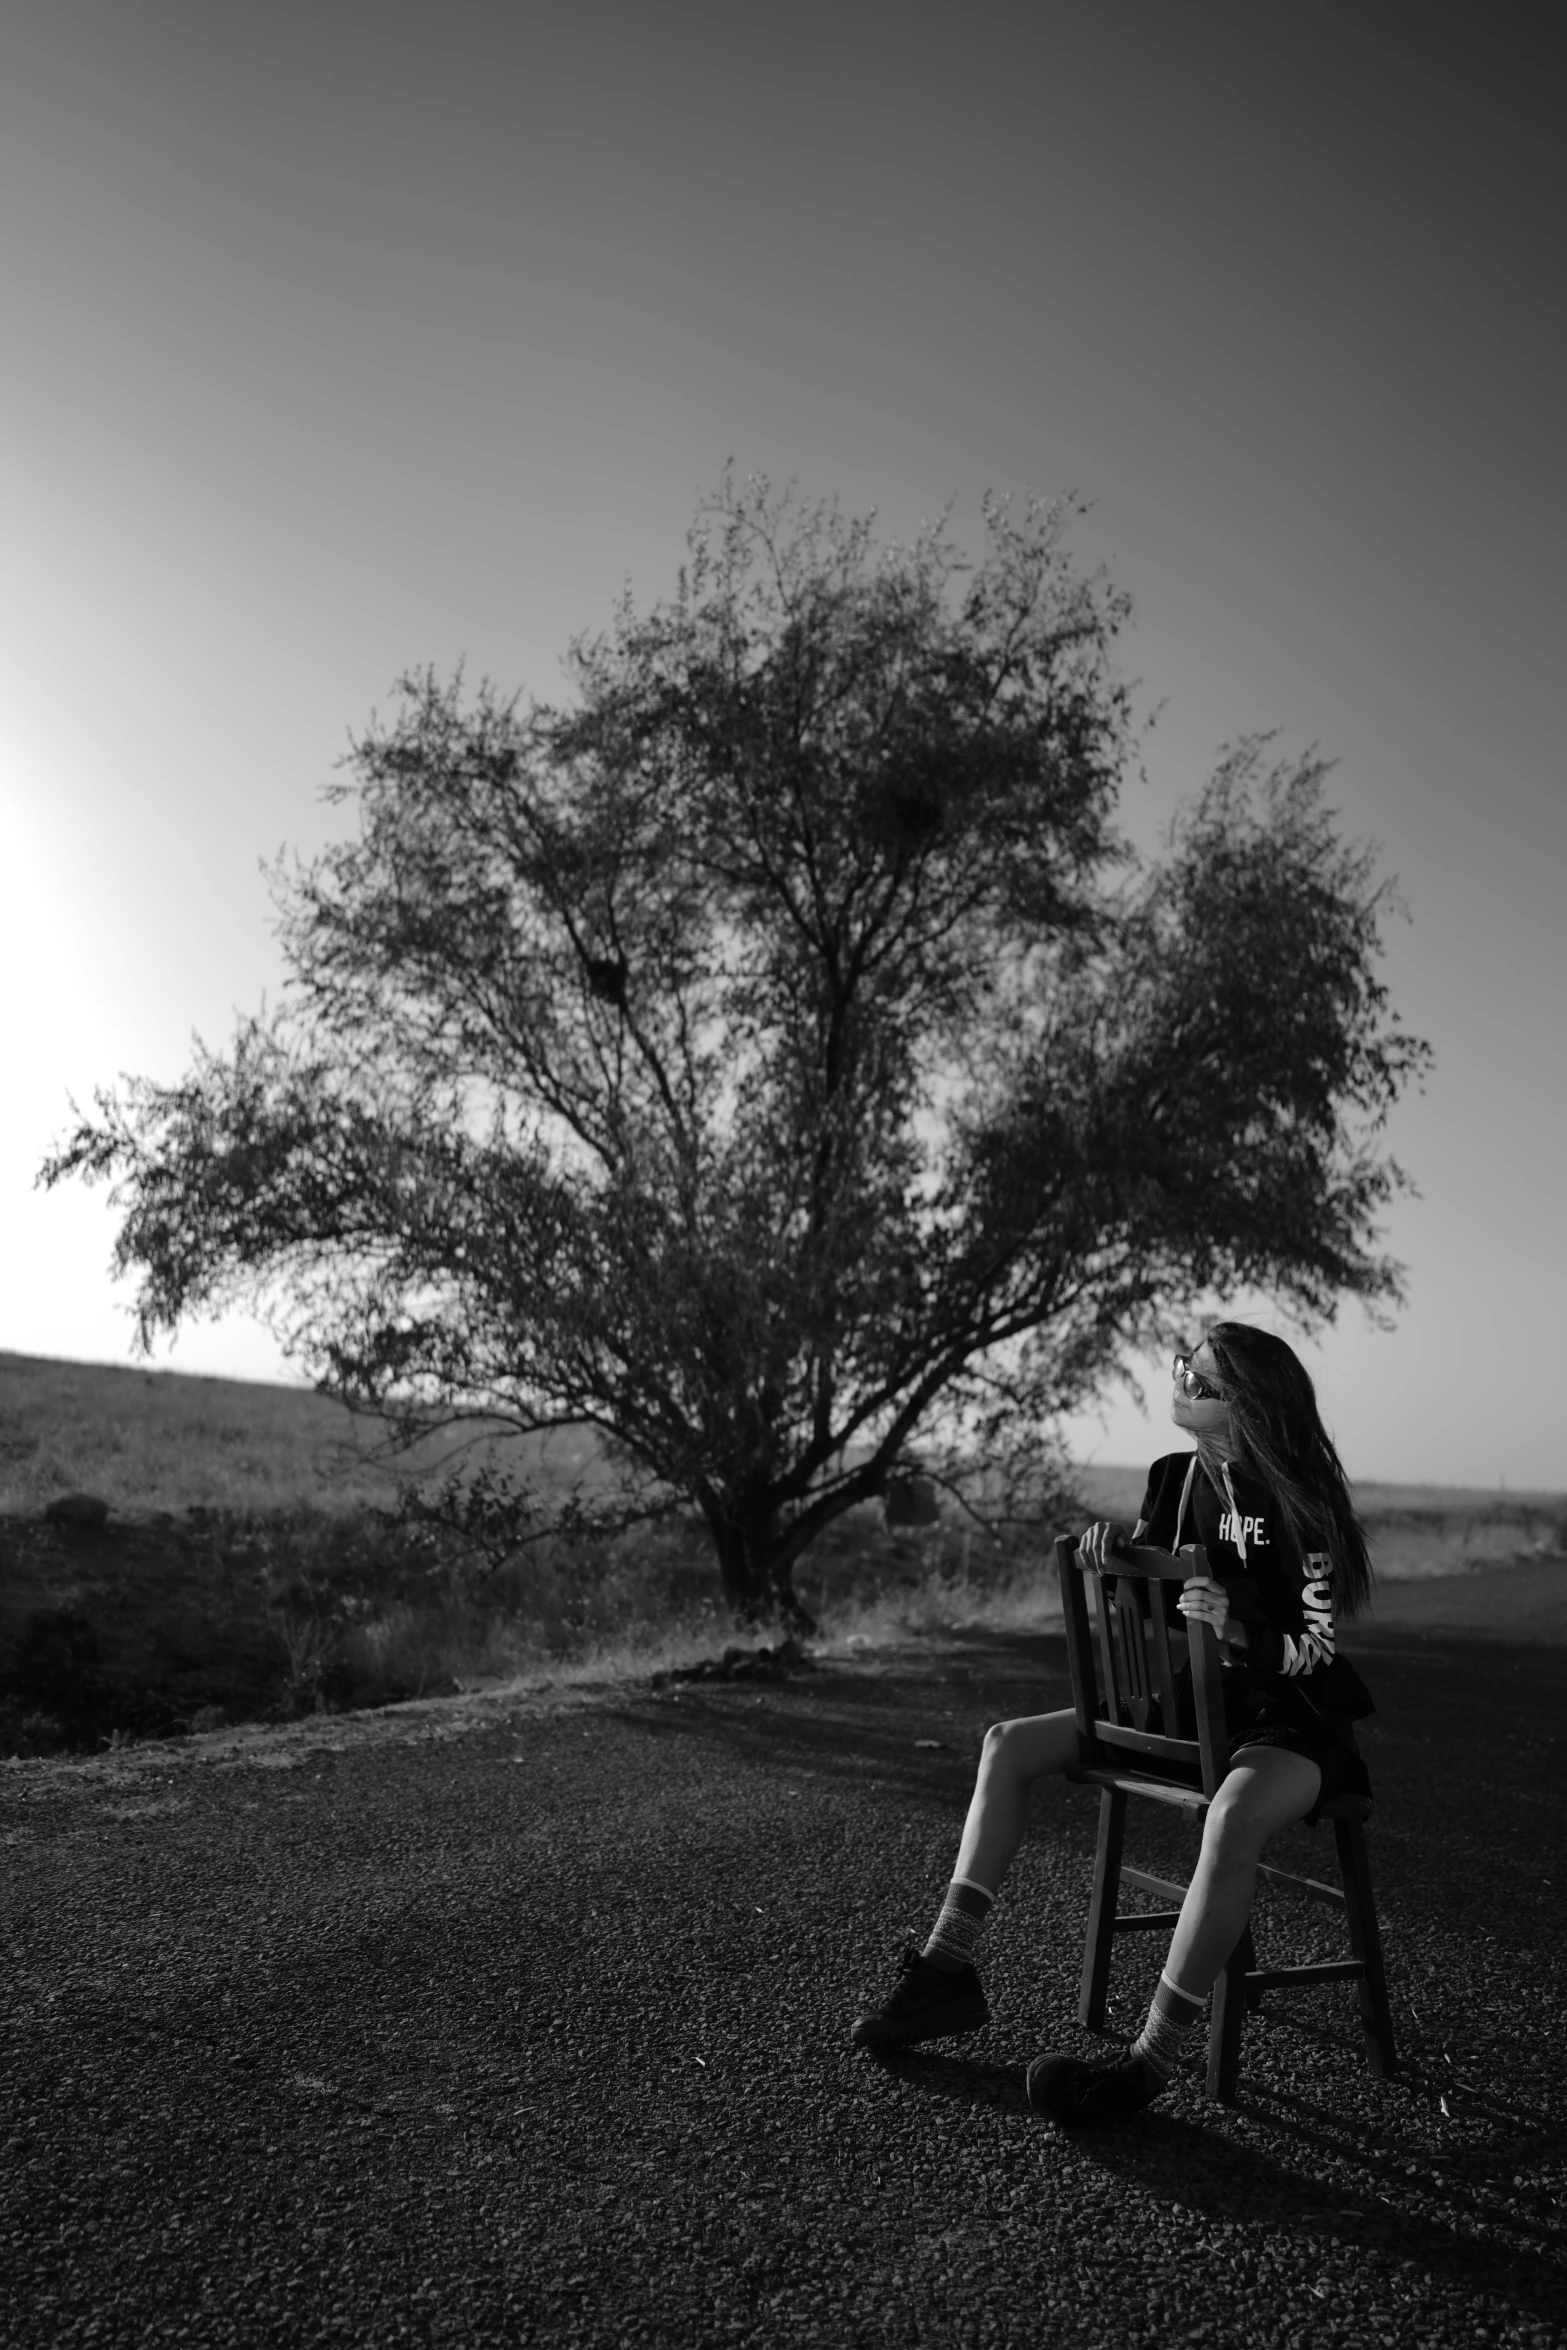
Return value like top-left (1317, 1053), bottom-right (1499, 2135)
top-left (1054, 1537), bottom-right (1231, 1799)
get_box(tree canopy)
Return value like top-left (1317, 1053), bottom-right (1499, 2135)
top-left (40, 472), bottom-right (1431, 1624)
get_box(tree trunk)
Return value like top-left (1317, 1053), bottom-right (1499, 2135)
top-left (709, 1502), bottom-right (818, 1638)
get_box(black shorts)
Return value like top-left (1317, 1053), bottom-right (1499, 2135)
top-left (1111, 1666), bottom-right (1374, 1828)
top-left (1224, 1707), bottom-right (1372, 1825)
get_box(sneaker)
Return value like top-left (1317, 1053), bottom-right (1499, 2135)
top-left (1025, 2049), bottom-right (1164, 2126)
top-left (850, 1946), bottom-right (990, 2051)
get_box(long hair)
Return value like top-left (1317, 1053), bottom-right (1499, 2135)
top-left (1200, 1321), bottom-right (1374, 1621)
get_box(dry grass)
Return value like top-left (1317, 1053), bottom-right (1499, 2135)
top-left (0, 1347), bottom-right (579, 1516)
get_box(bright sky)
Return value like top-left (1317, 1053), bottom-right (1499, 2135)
top-left (3, 1), bottom-right (1561, 1488)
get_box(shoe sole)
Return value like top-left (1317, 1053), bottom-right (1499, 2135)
top-left (1025, 2061), bottom-right (1087, 2123)
top-left (1025, 2055), bottom-right (1157, 2125)
top-left (851, 1998), bottom-right (991, 2051)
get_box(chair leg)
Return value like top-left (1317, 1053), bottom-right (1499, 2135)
top-left (1333, 1817), bottom-right (1398, 2079)
top-left (1207, 1921), bottom-right (1252, 2103)
top-left (1078, 1787), bottom-right (1126, 2033)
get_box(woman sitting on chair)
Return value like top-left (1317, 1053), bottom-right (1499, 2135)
top-left (849, 1321), bottom-right (1376, 2126)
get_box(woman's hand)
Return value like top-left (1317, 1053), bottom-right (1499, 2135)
top-left (1078, 1520), bottom-right (1132, 1569)
top-left (1177, 1574), bottom-right (1234, 1645)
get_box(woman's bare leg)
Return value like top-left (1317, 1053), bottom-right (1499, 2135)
top-left (951, 1709), bottom-right (1082, 1892)
top-left (1162, 1746), bottom-right (1322, 1994)
top-left (852, 1708), bottom-right (1085, 2046)
top-left (1026, 1744), bottom-right (1324, 2120)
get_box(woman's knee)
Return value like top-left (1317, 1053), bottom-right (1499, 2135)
top-left (1201, 1779), bottom-right (1271, 1863)
top-left (1203, 1754), bottom-right (1318, 1859)
top-left (979, 1710), bottom-right (1077, 1783)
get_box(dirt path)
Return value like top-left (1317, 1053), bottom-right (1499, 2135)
top-left (3, 1624), bottom-right (1564, 2350)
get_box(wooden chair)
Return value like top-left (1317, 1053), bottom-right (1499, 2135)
top-left (1054, 1534), bottom-right (1398, 2102)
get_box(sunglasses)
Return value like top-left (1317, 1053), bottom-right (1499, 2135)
top-left (1173, 1351), bottom-right (1226, 1402)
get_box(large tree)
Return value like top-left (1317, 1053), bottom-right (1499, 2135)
top-left (40, 473), bottom-right (1430, 1626)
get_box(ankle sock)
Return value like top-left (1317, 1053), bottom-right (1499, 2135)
top-left (1130, 1970), bottom-right (1207, 2082)
top-left (922, 1876), bottom-right (994, 1974)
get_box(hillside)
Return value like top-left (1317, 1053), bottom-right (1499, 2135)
top-left (3, 1349), bottom-right (1561, 1578)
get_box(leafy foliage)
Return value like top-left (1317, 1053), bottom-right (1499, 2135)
top-left (39, 472), bottom-right (1430, 1623)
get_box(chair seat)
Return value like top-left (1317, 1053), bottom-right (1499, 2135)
top-left (1068, 1761), bottom-right (1373, 1827)
top-left (1066, 1763), bottom-right (1209, 1818)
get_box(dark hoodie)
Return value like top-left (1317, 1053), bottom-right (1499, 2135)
top-left (1136, 1450), bottom-right (1374, 1722)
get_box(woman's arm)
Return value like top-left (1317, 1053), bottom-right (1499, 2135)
top-left (1275, 1555), bottom-right (1336, 1675)
top-left (1212, 1559), bottom-right (1335, 1677)
top-left (1208, 1465), bottom-right (1338, 1678)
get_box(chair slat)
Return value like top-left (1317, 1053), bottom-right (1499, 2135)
top-left (1121, 1866), bottom-right (1191, 1905)
top-left (1255, 1859), bottom-right (1347, 1911)
top-left (1092, 1559), bottom-right (1129, 1730)
top-left (1108, 1578), bottom-right (1153, 1729)
top-left (1246, 1961), bottom-right (1365, 1989)
top-left (1057, 1536), bottom-right (1105, 1759)
top-left (1089, 1721), bottom-right (1205, 1767)
top-left (1144, 1567), bottom-right (1183, 1730)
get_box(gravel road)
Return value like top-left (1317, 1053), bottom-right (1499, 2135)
top-left (3, 1610), bottom-right (1564, 2350)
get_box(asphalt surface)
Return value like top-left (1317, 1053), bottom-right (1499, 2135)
top-left (3, 1612), bottom-right (1564, 2350)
